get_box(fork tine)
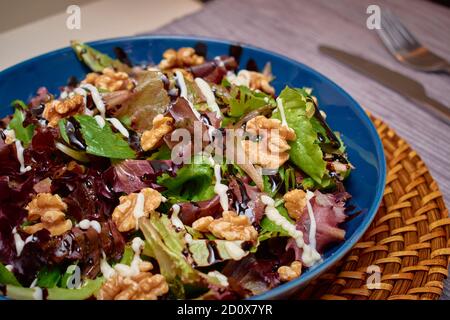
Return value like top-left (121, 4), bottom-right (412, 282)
top-left (383, 10), bottom-right (420, 50)
top-left (379, 13), bottom-right (404, 52)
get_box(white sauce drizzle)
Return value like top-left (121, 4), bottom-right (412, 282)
top-left (107, 118), bottom-right (129, 138)
top-left (132, 192), bottom-right (145, 230)
top-left (194, 77), bottom-right (221, 118)
top-left (175, 70), bottom-right (201, 120)
top-left (78, 219), bottom-right (102, 233)
top-left (227, 70), bottom-right (251, 87)
top-left (101, 237), bottom-right (146, 279)
top-left (260, 195), bottom-right (321, 267)
top-left (170, 204), bottom-right (185, 231)
top-left (94, 115), bottom-right (106, 128)
top-left (214, 164), bottom-right (229, 212)
top-left (276, 97), bottom-right (289, 128)
top-left (15, 140), bottom-right (31, 173)
top-left (305, 191), bottom-right (317, 252)
top-left (81, 84), bottom-right (105, 117)
top-left (74, 87), bottom-right (94, 116)
top-left (12, 227), bottom-right (25, 256)
top-left (5, 265), bottom-right (13, 272)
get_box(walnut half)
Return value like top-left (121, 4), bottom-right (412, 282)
top-left (97, 273), bottom-right (168, 300)
top-left (283, 189), bottom-right (307, 220)
top-left (23, 193), bottom-right (72, 236)
top-left (140, 114), bottom-right (174, 151)
top-left (278, 261), bottom-right (302, 282)
top-left (192, 211), bottom-right (258, 242)
top-left (112, 188), bottom-right (163, 232)
top-left (43, 94), bottom-right (85, 127)
top-left (158, 47), bottom-right (205, 70)
top-left (83, 67), bottom-right (134, 92)
top-left (242, 116), bottom-right (296, 169)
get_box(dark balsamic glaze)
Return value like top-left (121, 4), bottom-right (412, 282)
top-left (229, 44), bottom-right (243, 64)
top-left (194, 42), bottom-right (208, 58)
top-left (245, 59), bottom-right (259, 72)
top-left (309, 97), bottom-right (341, 149)
top-left (113, 46), bottom-right (133, 67)
top-left (67, 76), bottom-right (79, 88)
top-left (206, 241), bottom-right (221, 265)
top-left (65, 117), bottom-right (86, 150)
top-left (128, 130), bottom-right (143, 153)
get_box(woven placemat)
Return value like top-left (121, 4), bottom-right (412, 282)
top-left (297, 115), bottom-right (450, 300)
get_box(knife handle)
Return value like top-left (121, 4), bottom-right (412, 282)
top-left (415, 95), bottom-right (450, 125)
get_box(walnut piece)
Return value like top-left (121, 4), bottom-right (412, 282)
top-left (23, 193), bottom-right (72, 236)
top-left (83, 67), bottom-right (134, 92)
top-left (192, 211), bottom-right (258, 242)
top-left (97, 272), bottom-right (168, 300)
top-left (229, 68), bottom-right (275, 95)
top-left (112, 188), bottom-right (162, 232)
top-left (278, 261), bottom-right (302, 282)
top-left (283, 189), bottom-right (307, 220)
top-left (140, 114), bottom-right (174, 151)
top-left (242, 116), bottom-right (296, 169)
top-left (43, 95), bottom-right (85, 127)
top-left (158, 47), bottom-right (205, 70)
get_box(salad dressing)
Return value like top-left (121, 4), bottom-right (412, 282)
top-left (214, 164), bottom-right (229, 212)
top-left (15, 140), bottom-right (31, 173)
top-left (94, 115), bottom-right (105, 128)
top-left (107, 118), bottom-right (130, 138)
top-left (260, 195), bottom-right (321, 267)
top-left (305, 191), bottom-right (317, 252)
top-left (175, 70), bottom-right (201, 120)
top-left (80, 84), bottom-right (105, 118)
top-left (73, 87), bottom-right (93, 116)
top-left (77, 219), bottom-right (102, 233)
top-left (12, 227), bottom-right (25, 256)
top-left (276, 98), bottom-right (289, 128)
top-left (132, 192), bottom-right (145, 230)
top-left (194, 77), bottom-right (221, 118)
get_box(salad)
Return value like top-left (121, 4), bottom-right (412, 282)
top-left (0, 41), bottom-right (352, 300)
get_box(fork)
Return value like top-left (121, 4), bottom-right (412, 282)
top-left (377, 10), bottom-right (450, 74)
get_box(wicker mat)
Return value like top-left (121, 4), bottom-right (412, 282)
top-left (297, 116), bottom-right (450, 300)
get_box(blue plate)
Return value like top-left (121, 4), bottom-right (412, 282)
top-left (0, 35), bottom-right (386, 300)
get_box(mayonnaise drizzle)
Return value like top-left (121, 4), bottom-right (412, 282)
top-left (214, 164), bottom-right (229, 211)
top-left (101, 237), bottom-right (146, 279)
top-left (305, 190), bottom-right (317, 252)
top-left (276, 97), bottom-right (288, 128)
top-left (12, 227), bottom-right (25, 256)
top-left (107, 118), bottom-right (129, 138)
top-left (260, 195), bottom-right (321, 267)
top-left (194, 78), bottom-right (221, 118)
top-left (80, 84), bottom-right (105, 117)
top-left (78, 219), bottom-right (102, 233)
top-left (132, 192), bottom-right (145, 230)
top-left (170, 204), bottom-right (184, 231)
top-left (94, 115), bottom-right (106, 128)
top-left (74, 87), bottom-right (94, 116)
top-left (15, 140), bottom-right (31, 173)
top-left (175, 70), bottom-right (201, 120)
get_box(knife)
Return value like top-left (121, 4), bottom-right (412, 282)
top-left (319, 45), bottom-right (450, 125)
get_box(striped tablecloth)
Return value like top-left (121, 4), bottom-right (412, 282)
top-left (147, 0), bottom-right (450, 299)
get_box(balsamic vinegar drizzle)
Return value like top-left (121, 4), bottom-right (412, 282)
top-left (65, 117), bottom-right (87, 150)
top-left (113, 46), bottom-right (133, 67)
top-left (194, 42), bottom-right (208, 58)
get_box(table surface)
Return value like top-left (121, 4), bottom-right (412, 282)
top-left (149, 0), bottom-right (450, 299)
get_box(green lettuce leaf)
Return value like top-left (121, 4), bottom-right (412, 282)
top-left (258, 206), bottom-right (293, 241)
top-left (0, 263), bottom-right (21, 286)
top-left (9, 102), bottom-right (35, 147)
top-left (71, 41), bottom-right (131, 73)
top-left (73, 115), bottom-right (135, 159)
top-left (272, 87), bottom-right (327, 185)
top-left (229, 85), bottom-right (275, 117)
top-left (157, 163), bottom-right (214, 202)
top-left (36, 266), bottom-right (61, 288)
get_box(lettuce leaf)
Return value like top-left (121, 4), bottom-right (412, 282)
top-left (258, 206), bottom-right (292, 241)
top-left (73, 115), bottom-right (135, 159)
top-left (0, 263), bottom-right (21, 286)
top-left (157, 163), bottom-right (214, 202)
top-left (9, 104), bottom-right (35, 147)
top-left (71, 41), bottom-right (131, 73)
top-left (273, 87), bottom-right (327, 184)
top-left (229, 85), bottom-right (275, 117)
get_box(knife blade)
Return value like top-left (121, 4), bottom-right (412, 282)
top-left (319, 45), bottom-right (450, 125)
